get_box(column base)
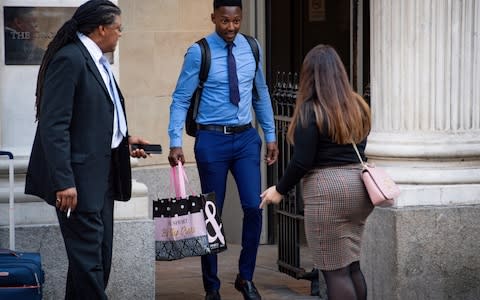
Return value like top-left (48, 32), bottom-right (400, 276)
top-left (361, 204), bottom-right (480, 300)
top-left (366, 131), bottom-right (480, 185)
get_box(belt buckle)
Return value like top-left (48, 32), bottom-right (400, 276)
top-left (223, 126), bottom-right (233, 135)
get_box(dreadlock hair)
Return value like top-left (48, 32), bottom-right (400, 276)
top-left (35, 0), bottom-right (121, 120)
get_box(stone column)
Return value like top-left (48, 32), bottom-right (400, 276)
top-left (362, 0), bottom-right (480, 299)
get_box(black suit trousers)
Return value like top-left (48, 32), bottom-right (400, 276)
top-left (56, 158), bottom-right (116, 300)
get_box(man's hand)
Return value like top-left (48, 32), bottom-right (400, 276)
top-left (56, 187), bottom-right (78, 213)
top-left (168, 147), bottom-right (185, 167)
top-left (265, 142), bottom-right (279, 166)
top-left (128, 136), bottom-right (149, 158)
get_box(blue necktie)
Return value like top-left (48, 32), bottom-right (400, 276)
top-left (227, 43), bottom-right (240, 105)
top-left (100, 56), bottom-right (127, 139)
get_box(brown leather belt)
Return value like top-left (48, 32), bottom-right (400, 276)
top-left (197, 123), bottom-right (252, 135)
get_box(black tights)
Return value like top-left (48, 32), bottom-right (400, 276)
top-left (321, 261), bottom-right (367, 300)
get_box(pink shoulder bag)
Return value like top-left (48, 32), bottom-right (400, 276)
top-left (352, 143), bottom-right (400, 207)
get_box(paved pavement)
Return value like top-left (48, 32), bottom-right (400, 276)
top-left (155, 244), bottom-right (324, 300)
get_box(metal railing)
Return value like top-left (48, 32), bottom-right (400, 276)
top-left (269, 72), bottom-right (325, 297)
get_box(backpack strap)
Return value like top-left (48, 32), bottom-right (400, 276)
top-left (191, 38), bottom-right (211, 120)
top-left (242, 34), bottom-right (260, 99)
top-left (242, 34), bottom-right (260, 73)
top-left (197, 38), bottom-right (211, 85)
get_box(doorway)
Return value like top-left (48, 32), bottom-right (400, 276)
top-left (264, 0), bottom-right (371, 283)
top-left (266, 0), bottom-right (370, 94)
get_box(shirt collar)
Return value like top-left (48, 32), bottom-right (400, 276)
top-left (212, 31), bottom-right (239, 48)
top-left (77, 32), bottom-right (104, 63)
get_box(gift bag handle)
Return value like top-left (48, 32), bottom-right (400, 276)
top-left (170, 162), bottom-right (190, 199)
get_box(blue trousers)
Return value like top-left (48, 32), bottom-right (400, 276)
top-left (194, 127), bottom-right (263, 292)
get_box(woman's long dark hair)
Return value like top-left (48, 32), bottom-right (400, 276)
top-left (287, 44), bottom-right (371, 145)
top-left (35, 0), bottom-right (121, 120)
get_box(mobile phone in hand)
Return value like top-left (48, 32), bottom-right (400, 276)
top-left (131, 144), bottom-right (163, 154)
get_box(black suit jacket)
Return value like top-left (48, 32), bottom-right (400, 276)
top-left (25, 38), bottom-right (132, 212)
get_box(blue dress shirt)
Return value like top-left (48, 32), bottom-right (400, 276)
top-left (168, 32), bottom-right (276, 147)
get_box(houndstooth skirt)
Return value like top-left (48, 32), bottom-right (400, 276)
top-left (302, 164), bottom-right (373, 271)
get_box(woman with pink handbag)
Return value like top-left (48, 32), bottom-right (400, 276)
top-left (260, 45), bottom-right (373, 300)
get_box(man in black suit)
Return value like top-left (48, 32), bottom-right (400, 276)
top-left (25, 1), bottom-right (149, 299)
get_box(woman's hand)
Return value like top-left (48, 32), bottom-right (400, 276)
top-left (259, 185), bottom-right (283, 208)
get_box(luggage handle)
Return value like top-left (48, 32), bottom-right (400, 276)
top-left (0, 248), bottom-right (20, 257)
top-left (0, 150), bottom-right (15, 251)
top-left (0, 151), bottom-right (13, 159)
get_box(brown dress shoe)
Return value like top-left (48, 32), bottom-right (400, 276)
top-left (234, 274), bottom-right (262, 300)
top-left (205, 290), bottom-right (221, 300)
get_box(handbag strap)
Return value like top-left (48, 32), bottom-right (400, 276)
top-left (352, 143), bottom-right (367, 168)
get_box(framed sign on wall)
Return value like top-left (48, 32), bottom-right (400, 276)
top-left (309, 0), bottom-right (326, 22)
top-left (4, 6), bottom-right (76, 65)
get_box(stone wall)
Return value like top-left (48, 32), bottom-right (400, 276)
top-left (118, 0), bottom-right (212, 168)
top-left (0, 219), bottom-right (155, 300)
top-left (362, 205), bottom-right (480, 300)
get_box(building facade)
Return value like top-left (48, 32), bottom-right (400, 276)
top-left (1, 0), bottom-right (479, 299)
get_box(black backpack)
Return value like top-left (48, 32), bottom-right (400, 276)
top-left (185, 34), bottom-right (260, 137)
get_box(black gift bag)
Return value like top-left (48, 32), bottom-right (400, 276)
top-left (153, 164), bottom-right (226, 261)
top-left (202, 192), bottom-right (227, 254)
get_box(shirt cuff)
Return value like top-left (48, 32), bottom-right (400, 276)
top-left (264, 132), bottom-right (276, 143)
top-left (170, 137), bottom-right (182, 148)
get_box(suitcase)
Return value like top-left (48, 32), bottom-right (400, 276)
top-left (0, 151), bottom-right (45, 299)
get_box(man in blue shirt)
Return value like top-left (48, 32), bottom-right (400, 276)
top-left (167, 1), bottom-right (278, 299)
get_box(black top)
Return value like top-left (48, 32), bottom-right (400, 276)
top-left (276, 111), bottom-right (367, 195)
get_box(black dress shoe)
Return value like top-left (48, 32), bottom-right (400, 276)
top-left (205, 290), bottom-right (221, 300)
top-left (234, 274), bottom-right (262, 300)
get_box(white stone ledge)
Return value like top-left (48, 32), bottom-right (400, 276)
top-left (0, 155), bottom-right (141, 175)
top-left (0, 157), bottom-right (144, 203)
top-left (0, 181), bottom-right (42, 203)
top-left (114, 180), bottom-right (150, 220)
top-left (0, 156), bottom-right (29, 173)
top-left (367, 131), bottom-right (480, 158)
top-left (394, 184), bottom-right (480, 207)
top-left (382, 166), bottom-right (480, 185)
top-left (0, 180), bottom-right (150, 226)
